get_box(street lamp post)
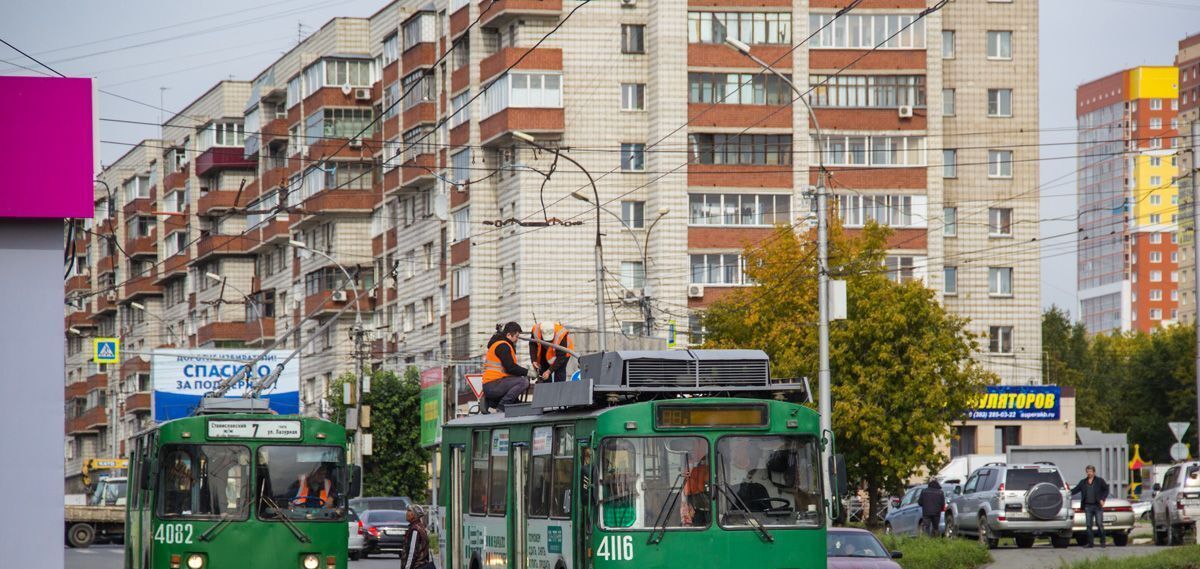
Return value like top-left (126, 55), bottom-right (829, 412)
top-left (205, 272), bottom-right (265, 344)
top-left (512, 130), bottom-right (607, 351)
top-left (129, 301), bottom-right (180, 346)
top-left (724, 37), bottom-right (835, 505)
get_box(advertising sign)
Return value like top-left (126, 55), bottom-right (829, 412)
top-left (151, 349), bottom-right (299, 421)
top-left (420, 367), bottom-right (443, 447)
top-left (966, 385), bottom-right (1061, 421)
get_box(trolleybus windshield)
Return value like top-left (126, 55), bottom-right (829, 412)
top-left (256, 445), bottom-right (346, 521)
top-left (158, 444), bottom-right (251, 520)
top-left (599, 436), bottom-right (710, 530)
top-left (715, 436), bottom-right (822, 529)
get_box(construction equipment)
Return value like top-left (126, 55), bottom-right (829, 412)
top-left (81, 458), bottom-right (128, 490)
top-left (65, 476), bottom-right (126, 548)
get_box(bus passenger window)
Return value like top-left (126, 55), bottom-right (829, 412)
top-left (528, 426), bottom-right (552, 518)
top-left (550, 426), bottom-right (574, 518)
top-left (488, 430), bottom-right (509, 515)
top-left (469, 431), bottom-right (490, 514)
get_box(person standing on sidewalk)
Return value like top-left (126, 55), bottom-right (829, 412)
top-left (1072, 465), bottom-right (1110, 548)
top-left (917, 479), bottom-right (946, 537)
top-left (400, 505), bottom-right (433, 569)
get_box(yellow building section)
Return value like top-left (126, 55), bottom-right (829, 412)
top-left (1131, 154), bottom-right (1179, 228)
top-left (1128, 66), bottom-right (1179, 100)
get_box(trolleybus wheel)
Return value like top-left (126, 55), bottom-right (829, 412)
top-left (67, 523), bottom-right (95, 548)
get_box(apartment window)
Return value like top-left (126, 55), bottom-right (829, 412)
top-left (810, 75), bottom-right (926, 108)
top-left (944, 207), bottom-right (957, 236)
top-left (1150, 232), bottom-right (1163, 244)
top-left (1150, 308), bottom-right (1163, 321)
top-left (1150, 194), bottom-right (1162, 205)
top-left (621, 143), bottom-right (646, 171)
top-left (452, 267), bottom-right (471, 299)
top-left (1150, 289), bottom-right (1163, 301)
top-left (621, 83), bottom-right (645, 111)
top-left (943, 149), bottom-right (957, 178)
top-left (401, 71), bottom-right (436, 110)
top-left (622, 201), bottom-right (645, 229)
top-left (203, 122), bottom-right (245, 148)
top-left (943, 88), bottom-right (956, 116)
top-left (988, 267), bottom-right (1013, 296)
top-left (810, 13), bottom-right (927, 49)
top-left (424, 242), bottom-right (435, 270)
top-left (403, 13), bottom-right (436, 51)
top-left (286, 75), bottom-right (301, 108)
top-left (690, 253), bottom-right (748, 285)
top-left (689, 134), bottom-right (792, 166)
top-left (621, 322), bottom-right (646, 336)
top-left (123, 175), bottom-right (150, 201)
top-left (944, 266), bottom-right (958, 295)
top-left (321, 162), bottom-right (372, 191)
top-left (884, 255), bottom-right (919, 283)
top-left (689, 193), bottom-right (792, 226)
top-left (621, 261), bottom-right (646, 290)
top-left (1150, 156), bottom-right (1162, 166)
top-left (451, 149), bottom-right (471, 184)
top-left (692, 72), bottom-right (795, 106)
top-left (127, 216), bottom-right (154, 239)
top-left (450, 91), bottom-right (472, 128)
top-left (164, 231), bottom-right (187, 257)
top-left (1150, 175), bottom-right (1162, 186)
top-left (1150, 137), bottom-right (1163, 149)
top-left (423, 297), bottom-right (435, 325)
top-left (382, 82), bottom-right (400, 120)
top-left (306, 59), bottom-right (372, 89)
top-left (1172, 251), bottom-right (1179, 263)
top-left (988, 208), bottom-right (1012, 236)
top-left (942, 30), bottom-right (955, 59)
top-left (988, 89), bottom-right (1012, 117)
top-left (1173, 271), bottom-right (1179, 282)
top-left (1150, 118), bottom-right (1163, 130)
top-left (404, 304), bottom-right (417, 332)
top-left (816, 134), bottom-right (926, 167)
top-left (838, 194), bottom-right (924, 228)
top-left (1150, 214), bottom-right (1162, 224)
top-left (621, 24), bottom-right (645, 54)
top-left (1150, 98), bottom-right (1163, 111)
top-left (988, 326), bottom-right (1013, 354)
top-left (1150, 270), bottom-right (1163, 282)
top-left (452, 207), bottom-right (470, 242)
top-left (988, 150), bottom-right (1014, 178)
top-left (481, 72), bottom-right (562, 118)
top-left (306, 107), bottom-right (375, 141)
top-left (986, 31), bottom-right (1012, 59)
top-left (1173, 290), bottom-right (1179, 301)
top-left (383, 34), bottom-right (399, 65)
top-left (688, 11), bottom-right (792, 45)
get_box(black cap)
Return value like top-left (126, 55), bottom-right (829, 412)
top-left (502, 321), bottom-right (523, 335)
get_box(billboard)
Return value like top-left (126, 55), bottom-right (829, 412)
top-left (151, 349), bottom-right (300, 422)
top-left (420, 367), bottom-right (443, 447)
top-left (966, 385), bottom-right (1061, 421)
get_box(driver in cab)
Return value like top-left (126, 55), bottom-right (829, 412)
top-left (289, 464), bottom-right (335, 508)
top-left (728, 441), bottom-right (776, 512)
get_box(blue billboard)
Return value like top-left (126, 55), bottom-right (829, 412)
top-left (151, 349), bottom-right (300, 421)
top-left (966, 385), bottom-right (1061, 421)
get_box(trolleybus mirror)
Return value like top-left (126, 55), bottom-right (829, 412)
top-left (348, 465), bottom-right (363, 499)
top-left (833, 454), bottom-right (848, 498)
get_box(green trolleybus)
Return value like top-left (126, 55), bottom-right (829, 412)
top-left (440, 349), bottom-right (837, 569)
top-left (124, 412), bottom-right (359, 569)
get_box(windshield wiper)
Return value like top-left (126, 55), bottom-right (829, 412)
top-left (199, 511), bottom-right (237, 542)
top-left (716, 454), bottom-right (773, 543)
top-left (259, 480), bottom-right (311, 543)
top-left (647, 453), bottom-right (691, 545)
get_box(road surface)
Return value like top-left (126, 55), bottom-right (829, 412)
top-left (66, 545), bottom-right (403, 569)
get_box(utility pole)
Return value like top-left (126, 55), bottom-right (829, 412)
top-left (353, 321), bottom-right (368, 469)
top-left (1189, 127), bottom-right (1200, 463)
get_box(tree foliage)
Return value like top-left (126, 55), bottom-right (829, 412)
top-left (327, 367), bottom-right (430, 501)
top-left (702, 222), bottom-right (996, 522)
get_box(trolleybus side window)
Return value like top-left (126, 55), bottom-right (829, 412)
top-left (158, 444), bottom-right (251, 520)
top-left (489, 429), bottom-right (510, 515)
top-left (599, 436), bottom-right (709, 530)
top-left (528, 426), bottom-right (553, 517)
top-left (528, 425), bottom-right (575, 519)
top-left (551, 426), bottom-right (574, 518)
top-left (715, 435), bottom-right (822, 529)
top-left (256, 445), bottom-right (346, 521)
top-left (470, 430), bottom-right (490, 514)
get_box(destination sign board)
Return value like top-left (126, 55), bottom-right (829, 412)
top-left (207, 420), bottom-right (302, 440)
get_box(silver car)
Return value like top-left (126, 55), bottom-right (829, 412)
top-left (348, 508), bottom-right (366, 561)
top-left (1071, 497), bottom-right (1134, 546)
top-left (884, 484), bottom-right (945, 536)
top-left (947, 463), bottom-right (1073, 549)
top-left (1151, 461), bottom-right (1200, 545)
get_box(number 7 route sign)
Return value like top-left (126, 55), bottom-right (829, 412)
top-left (94, 337), bottom-right (120, 364)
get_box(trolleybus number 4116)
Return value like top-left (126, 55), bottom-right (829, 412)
top-left (153, 523), bottom-right (194, 545)
top-left (595, 535), bottom-right (634, 561)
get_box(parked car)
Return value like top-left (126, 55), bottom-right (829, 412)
top-left (1070, 496), bottom-right (1134, 546)
top-left (1151, 461), bottom-right (1200, 545)
top-left (826, 528), bottom-right (902, 569)
top-left (1133, 499), bottom-right (1152, 520)
top-left (884, 484), bottom-right (945, 537)
top-left (348, 496), bottom-right (413, 514)
top-left (360, 509), bottom-right (410, 557)
top-left (946, 462), bottom-right (1073, 549)
top-left (348, 508), bottom-right (366, 561)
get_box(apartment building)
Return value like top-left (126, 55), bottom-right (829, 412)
top-left (1077, 66), bottom-right (1180, 334)
top-left (68, 0), bottom-right (1044, 476)
top-left (1176, 34), bottom-right (1200, 325)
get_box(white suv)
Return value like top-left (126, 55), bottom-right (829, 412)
top-left (1151, 461), bottom-right (1200, 545)
top-left (946, 463), bottom-right (1073, 549)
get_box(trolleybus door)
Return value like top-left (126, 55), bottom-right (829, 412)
top-left (513, 444), bottom-right (529, 569)
top-left (577, 440), bottom-right (593, 569)
top-left (451, 446), bottom-right (464, 569)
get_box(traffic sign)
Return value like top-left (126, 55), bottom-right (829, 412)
top-left (1170, 422), bottom-right (1191, 442)
top-left (93, 337), bottom-right (120, 364)
top-left (667, 321), bottom-right (677, 348)
top-left (1171, 442), bottom-right (1190, 462)
top-left (465, 373), bottom-right (483, 399)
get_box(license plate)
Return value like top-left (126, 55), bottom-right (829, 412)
top-left (1104, 515), bottom-right (1116, 523)
top-left (385, 529), bottom-right (404, 535)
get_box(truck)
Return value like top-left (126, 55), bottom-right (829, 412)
top-left (936, 454), bottom-right (1006, 486)
top-left (64, 476), bottom-right (126, 548)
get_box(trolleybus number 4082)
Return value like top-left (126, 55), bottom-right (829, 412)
top-left (595, 535), bottom-right (634, 561)
top-left (153, 523), bottom-right (194, 545)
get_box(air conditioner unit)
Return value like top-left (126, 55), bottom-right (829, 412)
top-left (367, 289), bottom-right (378, 299)
top-left (354, 88), bottom-right (373, 101)
top-left (331, 290), bottom-right (348, 302)
top-left (620, 0), bottom-right (636, 6)
top-left (622, 289), bottom-right (642, 303)
top-left (349, 138), bottom-right (363, 149)
top-left (687, 284), bottom-right (705, 298)
top-left (106, 291), bottom-right (117, 302)
top-left (898, 105), bottom-right (914, 118)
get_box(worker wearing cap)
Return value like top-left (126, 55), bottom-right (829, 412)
top-left (481, 322), bottom-right (533, 413)
top-left (401, 505), bottom-right (433, 569)
top-left (529, 321), bottom-right (574, 383)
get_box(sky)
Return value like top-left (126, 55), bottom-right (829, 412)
top-left (3, 0), bottom-right (1199, 317)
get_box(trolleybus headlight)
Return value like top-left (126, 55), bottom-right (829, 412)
top-left (186, 553), bottom-right (206, 569)
top-left (302, 553), bottom-right (321, 569)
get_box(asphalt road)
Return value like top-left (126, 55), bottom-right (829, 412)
top-left (984, 540), bottom-right (1164, 569)
top-left (65, 545), bottom-right (401, 569)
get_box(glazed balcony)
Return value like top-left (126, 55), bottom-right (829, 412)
top-left (120, 357), bottom-right (151, 377)
top-left (67, 406), bottom-right (108, 435)
top-left (304, 289), bottom-right (365, 316)
top-left (249, 218), bottom-right (291, 252)
top-left (65, 381), bottom-right (88, 400)
top-left (123, 197), bottom-right (153, 217)
top-left (124, 272), bottom-right (163, 300)
top-left (65, 275), bottom-right (90, 294)
top-left (125, 392), bottom-right (151, 414)
top-left (480, 108), bottom-right (564, 145)
top-left (480, 0), bottom-right (562, 28)
top-left (261, 166), bottom-right (289, 194)
top-left (296, 190), bottom-right (376, 222)
top-left (195, 146), bottom-right (255, 177)
top-left (197, 321), bottom-right (253, 345)
top-left (66, 306), bottom-right (94, 329)
top-left (163, 165), bottom-right (190, 192)
top-left (96, 254), bottom-right (115, 275)
top-left (402, 153), bottom-right (438, 186)
top-left (195, 234), bottom-right (258, 261)
top-left (197, 190), bottom-right (242, 216)
top-left (480, 47), bottom-right (561, 82)
top-left (243, 318), bottom-right (276, 346)
top-left (163, 208), bottom-right (189, 233)
top-left (262, 117), bottom-right (289, 145)
top-left (86, 372), bottom-right (108, 392)
top-left (94, 292), bottom-right (118, 315)
top-left (155, 252), bottom-right (191, 284)
top-left (402, 42), bottom-right (436, 73)
top-left (126, 233), bottom-right (157, 257)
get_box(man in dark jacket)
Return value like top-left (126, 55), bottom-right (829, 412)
top-left (400, 505), bottom-right (432, 569)
top-left (1072, 465), bottom-right (1110, 548)
top-left (917, 480), bottom-right (946, 537)
top-left (481, 322), bottom-right (532, 414)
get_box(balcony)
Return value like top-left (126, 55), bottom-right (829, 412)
top-left (163, 165), bottom-right (190, 192)
top-left (96, 254), bottom-right (115, 275)
top-left (195, 147), bottom-right (255, 177)
top-left (120, 357), bottom-right (150, 378)
top-left (86, 372), bottom-right (108, 392)
top-left (197, 190), bottom-right (242, 216)
top-left (262, 117), bottom-right (289, 145)
top-left (480, 0), bottom-right (562, 28)
top-left (249, 218), bottom-right (291, 252)
top-left (125, 392), bottom-right (151, 414)
top-left (296, 190), bottom-right (375, 220)
top-left (123, 198), bottom-right (153, 217)
top-left (65, 381), bottom-right (88, 400)
top-left (244, 318), bottom-right (276, 346)
top-left (65, 274), bottom-right (90, 294)
top-left (66, 306), bottom-right (94, 329)
top-left (402, 43), bottom-right (437, 73)
top-left (67, 406), bottom-right (108, 435)
top-left (480, 47), bottom-right (562, 82)
top-left (261, 166), bottom-right (288, 194)
top-left (197, 321), bottom-right (252, 346)
top-left (480, 108), bottom-right (565, 145)
top-left (450, 5), bottom-right (470, 38)
top-left (93, 292), bottom-right (118, 315)
top-left (126, 233), bottom-right (157, 257)
top-left (163, 208), bottom-right (189, 233)
top-left (155, 252), bottom-right (190, 284)
top-left (124, 272), bottom-right (163, 300)
top-left (195, 234), bottom-right (258, 261)
top-left (304, 289), bottom-right (361, 316)
top-left (402, 153), bottom-right (438, 186)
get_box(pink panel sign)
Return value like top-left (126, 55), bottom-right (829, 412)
top-left (0, 76), bottom-right (94, 219)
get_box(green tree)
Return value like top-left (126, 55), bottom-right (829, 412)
top-left (702, 223), bottom-right (996, 524)
top-left (328, 367), bottom-right (430, 501)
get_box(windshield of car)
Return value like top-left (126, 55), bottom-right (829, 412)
top-left (365, 510), bottom-right (408, 525)
top-left (716, 435), bottom-right (822, 528)
top-left (1004, 468), bottom-right (1063, 491)
top-left (350, 497), bottom-right (411, 511)
top-left (159, 444), bottom-right (251, 520)
top-left (257, 445), bottom-right (346, 521)
top-left (599, 436), bottom-right (708, 530)
top-left (827, 532), bottom-right (889, 558)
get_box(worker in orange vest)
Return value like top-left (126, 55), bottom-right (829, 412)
top-left (289, 465), bottom-right (334, 507)
top-left (529, 321), bottom-right (574, 383)
top-left (481, 322), bottom-right (532, 414)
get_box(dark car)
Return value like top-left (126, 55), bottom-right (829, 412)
top-left (361, 509), bottom-right (410, 558)
top-left (827, 528), bottom-right (902, 569)
top-left (349, 496), bottom-right (413, 514)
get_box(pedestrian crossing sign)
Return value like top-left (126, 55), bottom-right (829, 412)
top-left (94, 338), bottom-right (120, 364)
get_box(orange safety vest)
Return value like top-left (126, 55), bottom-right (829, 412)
top-left (483, 338), bottom-right (514, 384)
top-left (297, 475), bottom-right (330, 503)
top-left (533, 323), bottom-right (574, 365)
